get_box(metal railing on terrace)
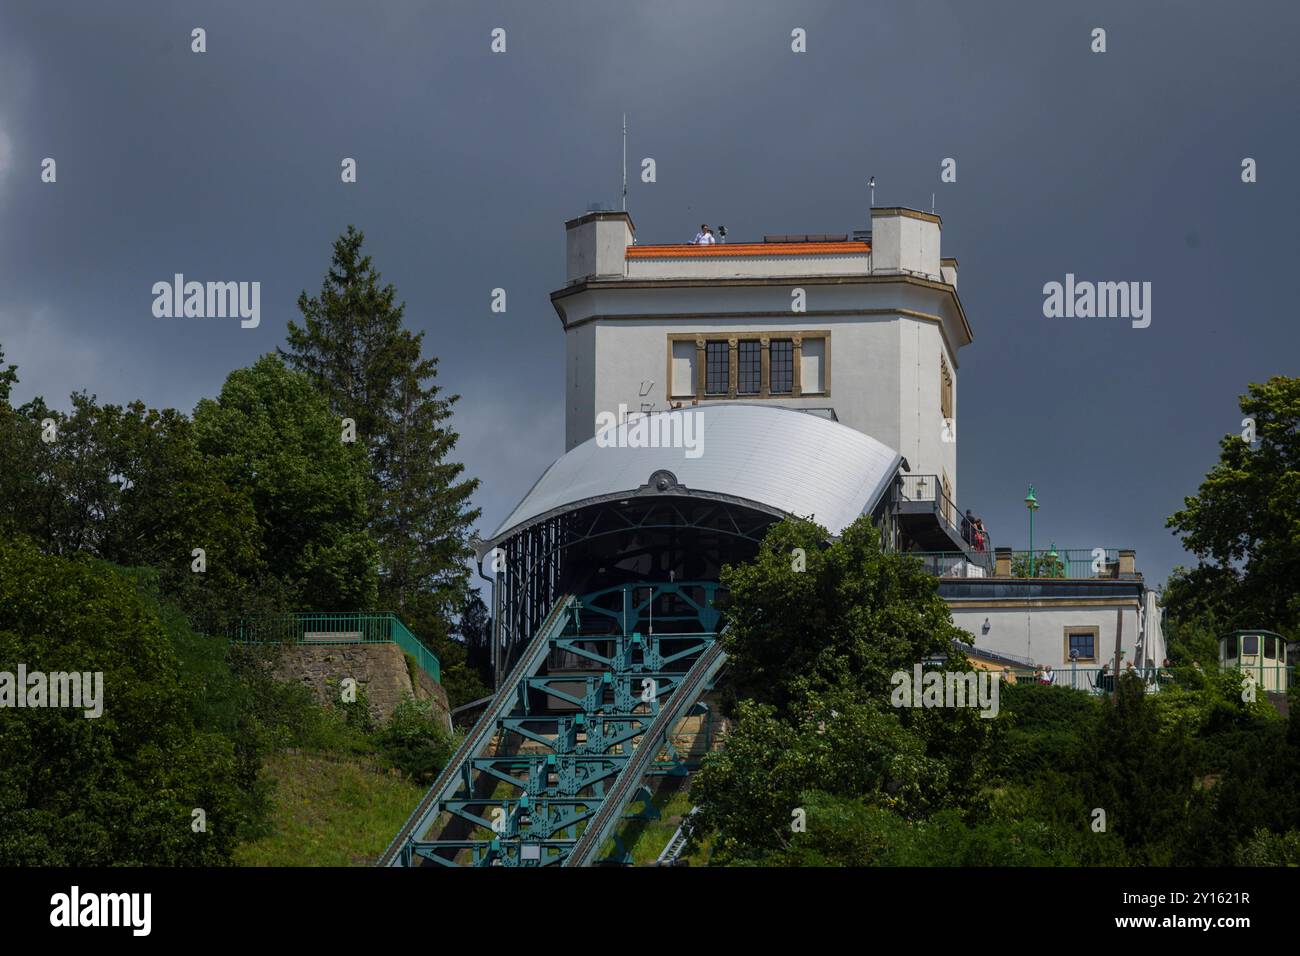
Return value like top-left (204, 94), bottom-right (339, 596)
top-left (1220, 662), bottom-right (1296, 692)
top-left (1006, 666), bottom-right (1131, 694)
top-left (227, 611), bottom-right (441, 684)
top-left (997, 663), bottom-right (1295, 696)
top-left (906, 548), bottom-right (1121, 579)
top-left (1009, 548), bottom-right (1120, 579)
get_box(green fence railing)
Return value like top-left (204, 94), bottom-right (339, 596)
top-left (905, 549), bottom-right (1122, 579)
top-left (227, 612), bottom-right (441, 684)
top-left (1009, 549), bottom-right (1120, 579)
top-left (389, 616), bottom-right (442, 685)
top-left (1000, 664), bottom-right (1296, 695)
top-left (1008, 548), bottom-right (1123, 580)
top-left (1221, 663), bottom-right (1296, 692)
top-left (1005, 666), bottom-right (1122, 693)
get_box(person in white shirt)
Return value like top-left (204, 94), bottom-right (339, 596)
top-left (692, 224), bottom-right (716, 245)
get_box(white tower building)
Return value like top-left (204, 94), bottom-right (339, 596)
top-left (552, 208), bottom-right (970, 513)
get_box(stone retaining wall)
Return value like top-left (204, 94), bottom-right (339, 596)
top-left (271, 642), bottom-right (451, 730)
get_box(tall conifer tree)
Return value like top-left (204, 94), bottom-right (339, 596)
top-left (281, 227), bottom-right (481, 641)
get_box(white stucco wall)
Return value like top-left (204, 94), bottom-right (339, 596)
top-left (897, 315), bottom-right (957, 497)
top-left (559, 281), bottom-right (962, 497)
top-left (564, 322), bottom-right (596, 450)
top-left (868, 211), bottom-right (942, 280)
top-left (948, 602), bottom-right (1143, 670)
top-left (565, 215), bottom-right (634, 282)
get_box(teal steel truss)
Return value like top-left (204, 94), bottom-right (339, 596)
top-left (379, 581), bottom-right (726, 867)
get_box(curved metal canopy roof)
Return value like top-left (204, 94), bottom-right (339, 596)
top-left (479, 404), bottom-right (901, 554)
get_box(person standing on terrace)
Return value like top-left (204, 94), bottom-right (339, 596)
top-left (692, 224), bottom-right (716, 245)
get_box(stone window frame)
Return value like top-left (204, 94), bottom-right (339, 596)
top-left (940, 353), bottom-right (954, 422)
top-left (1064, 626), bottom-right (1100, 663)
top-left (940, 471), bottom-right (955, 527)
top-left (667, 330), bottom-right (831, 402)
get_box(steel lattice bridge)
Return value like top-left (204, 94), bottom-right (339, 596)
top-left (378, 581), bottom-right (727, 867)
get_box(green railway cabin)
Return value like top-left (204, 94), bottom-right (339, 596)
top-left (1219, 629), bottom-right (1296, 694)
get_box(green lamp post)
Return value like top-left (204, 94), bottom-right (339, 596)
top-left (1024, 485), bottom-right (1039, 577)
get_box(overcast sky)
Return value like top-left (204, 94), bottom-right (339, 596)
top-left (1, 0), bottom-right (1296, 590)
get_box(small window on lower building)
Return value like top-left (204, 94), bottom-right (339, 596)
top-left (1242, 634), bottom-right (1259, 656)
top-left (770, 340), bottom-right (794, 394)
top-left (1265, 635), bottom-right (1277, 660)
top-left (1066, 628), bottom-right (1097, 662)
top-left (1225, 635), bottom-right (1239, 658)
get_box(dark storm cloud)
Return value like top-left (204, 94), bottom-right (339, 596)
top-left (0, 0), bottom-right (1296, 587)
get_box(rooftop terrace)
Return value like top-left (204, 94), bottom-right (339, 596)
top-left (563, 207), bottom-right (953, 286)
top-left (909, 547), bottom-right (1139, 581)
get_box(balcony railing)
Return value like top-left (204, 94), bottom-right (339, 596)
top-left (895, 474), bottom-right (993, 558)
top-left (897, 474), bottom-right (957, 518)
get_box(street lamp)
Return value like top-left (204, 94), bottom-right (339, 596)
top-left (1024, 485), bottom-right (1039, 577)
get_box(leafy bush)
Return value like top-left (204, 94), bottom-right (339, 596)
top-left (370, 696), bottom-right (455, 784)
top-left (1235, 828), bottom-right (1300, 866)
top-left (0, 536), bottom-right (246, 865)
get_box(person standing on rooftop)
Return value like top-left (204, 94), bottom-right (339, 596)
top-left (692, 224), bottom-right (716, 245)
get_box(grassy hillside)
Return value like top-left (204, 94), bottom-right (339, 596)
top-left (234, 751), bottom-right (425, 867)
top-left (606, 779), bottom-right (714, 866)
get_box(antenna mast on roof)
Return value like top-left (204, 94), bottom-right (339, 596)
top-left (622, 114), bottom-right (627, 212)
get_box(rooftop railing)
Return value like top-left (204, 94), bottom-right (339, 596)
top-left (1009, 548), bottom-right (1120, 579)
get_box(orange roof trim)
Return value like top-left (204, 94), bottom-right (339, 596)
top-left (627, 241), bottom-right (871, 259)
